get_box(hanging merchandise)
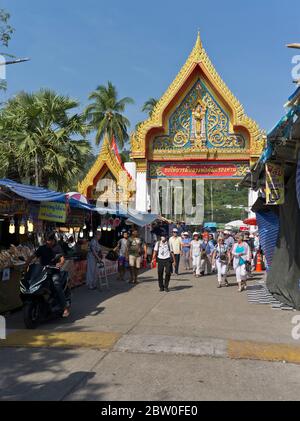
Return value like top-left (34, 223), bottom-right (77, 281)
top-left (113, 218), bottom-right (121, 228)
top-left (265, 163), bottom-right (285, 205)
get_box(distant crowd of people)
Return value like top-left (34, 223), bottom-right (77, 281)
top-left (87, 226), bottom-right (262, 294)
top-left (151, 228), bottom-right (261, 292)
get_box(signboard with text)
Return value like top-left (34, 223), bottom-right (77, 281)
top-left (149, 161), bottom-right (249, 179)
top-left (266, 163), bottom-right (285, 205)
top-left (38, 202), bottom-right (67, 223)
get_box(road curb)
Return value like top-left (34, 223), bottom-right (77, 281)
top-left (114, 334), bottom-right (300, 364)
top-left (2, 331), bottom-right (300, 365)
top-left (0, 330), bottom-right (121, 350)
top-left (228, 339), bottom-right (300, 364)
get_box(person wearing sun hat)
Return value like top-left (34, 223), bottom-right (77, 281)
top-left (212, 234), bottom-right (231, 288)
top-left (231, 233), bottom-right (250, 292)
top-left (190, 232), bottom-right (202, 277)
top-left (181, 232), bottom-right (191, 270)
top-left (169, 228), bottom-right (182, 275)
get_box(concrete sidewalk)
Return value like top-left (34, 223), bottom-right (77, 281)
top-left (3, 266), bottom-right (300, 360)
top-left (1, 266), bottom-right (300, 401)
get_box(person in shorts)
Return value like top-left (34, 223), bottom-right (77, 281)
top-left (114, 231), bottom-right (128, 281)
top-left (126, 229), bottom-right (147, 284)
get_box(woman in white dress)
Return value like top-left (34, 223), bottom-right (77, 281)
top-left (231, 234), bottom-right (250, 292)
top-left (212, 235), bottom-right (231, 288)
top-left (86, 232), bottom-right (102, 290)
top-left (190, 232), bottom-right (202, 278)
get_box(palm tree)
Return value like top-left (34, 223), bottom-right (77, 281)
top-left (0, 89), bottom-right (91, 190)
top-left (84, 81), bottom-right (134, 148)
top-left (142, 97), bottom-right (158, 117)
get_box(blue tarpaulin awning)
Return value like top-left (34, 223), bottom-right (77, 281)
top-left (0, 179), bottom-right (95, 210)
top-left (0, 178), bottom-right (66, 202)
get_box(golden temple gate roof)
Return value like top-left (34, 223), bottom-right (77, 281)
top-left (131, 32), bottom-right (265, 162)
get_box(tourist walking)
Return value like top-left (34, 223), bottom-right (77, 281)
top-left (190, 232), bottom-right (202, 277)
top-left (181, 232), bottom-right (191, 270)
top-left (212, 235), bottom-right (230, 288)
top-left (169, 228), bottom-right (182, 275)
top-left (200, 235), bottom-right (214, 276)
top-left (114, 231), bottom-right (128, 281)
top-left (152, 236), bottom-right (174, 292)
top-left (86, 232), bottom-right (102, 290)
top-left (126, 229), bottom-right (147, 284)
top-left (232, 234), bottom-right (250, 292)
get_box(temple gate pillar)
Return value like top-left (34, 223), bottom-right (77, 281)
top-left (135, 160), bottom-right (148, 212)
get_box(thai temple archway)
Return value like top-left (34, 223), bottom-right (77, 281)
top-left (79, 33), bottom-right (265, 222)
top-left (130, 33), bottom-right (265, 221)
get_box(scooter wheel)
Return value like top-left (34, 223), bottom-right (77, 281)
top-left (23, 302), bottom-right (40, 329)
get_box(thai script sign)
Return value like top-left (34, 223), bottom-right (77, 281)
top-left (149, 162), bottom-right (249, 179)
top-left (38, 202), bottom-right (67, 223)
top-left (266, 163), bottom-right (285, 205)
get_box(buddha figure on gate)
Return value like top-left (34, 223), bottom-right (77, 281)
top-left (191, 98), bottom-right (207, 148)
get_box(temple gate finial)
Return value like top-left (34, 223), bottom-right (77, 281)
top-left (196, 30), bottom-right (202, 49)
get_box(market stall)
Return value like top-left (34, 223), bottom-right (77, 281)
top-left (241, 86), bottom-right (300, 310)
top-left (0, 180), bottom-right (94, 312)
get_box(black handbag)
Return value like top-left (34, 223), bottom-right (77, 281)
top-left (105, 250), bottom-right (119, 261)
top-left (97, 261), bottom-right (105, 269)
top-left (220, 253), bottom-right (228, 263)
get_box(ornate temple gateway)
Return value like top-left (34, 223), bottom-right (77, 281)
top-left (80, 33), bottom-right (265, 218)
top-left (131, 33), bottom-right (265, 214)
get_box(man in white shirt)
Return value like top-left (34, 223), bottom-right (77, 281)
top-left (169, 228), bottom-right (182, 275)
top-left (152, 236), bottom-right (174, 292)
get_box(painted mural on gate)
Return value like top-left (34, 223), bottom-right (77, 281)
top-left (152, 79), bottom-right (246, 151)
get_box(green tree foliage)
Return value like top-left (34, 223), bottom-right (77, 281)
top-left (0, 89), bottom-right (91, 190)
top-left (142, 97), bottom-right (158, 117)
top-left (204, 180), bottom-right (248, 223)
top-left (0, 8), bottom-right (14, 50)
top-left (0, 8), bottom-right (15, 91)
top-left (84, 81), bottom-right (134, 149)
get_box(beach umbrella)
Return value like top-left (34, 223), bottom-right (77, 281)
top-left (243, 217), bottom-right (257, 226)
top-left (67, 192), bottom-right (88, 204)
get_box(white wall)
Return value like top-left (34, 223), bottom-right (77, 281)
top-left (136, 172), bottom-right (147, 212)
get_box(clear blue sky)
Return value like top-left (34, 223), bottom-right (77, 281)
top-left (2, 0), bottom-right (300, 148)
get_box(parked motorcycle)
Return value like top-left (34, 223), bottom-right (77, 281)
top-left (20, 263), bottom-right (71, 329)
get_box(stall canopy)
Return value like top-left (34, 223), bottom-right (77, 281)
top-left (0, 178), bottom-right (66, 202)
top-left (0, 179), bottom-right (95, 210)
top-left (126, 210), bottom-right (160, 227)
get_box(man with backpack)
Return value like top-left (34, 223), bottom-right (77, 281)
top-left (125, 229), bottom-right (147, 284)
top-left (152, 235), bottom-right (174, 292)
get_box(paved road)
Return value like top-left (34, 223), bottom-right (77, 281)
top-left (1, 267), bottom-right (300, 401)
